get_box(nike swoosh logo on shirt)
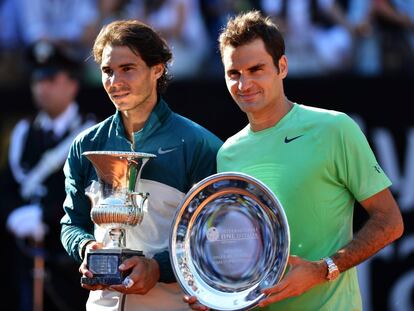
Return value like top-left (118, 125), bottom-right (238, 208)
top-left (158, 147), bottom-right (178, 155)
top-left (284, 135), bottom-right (303, 143)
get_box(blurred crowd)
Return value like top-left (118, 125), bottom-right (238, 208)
top-left (1, 0), bottom-right (414, 87)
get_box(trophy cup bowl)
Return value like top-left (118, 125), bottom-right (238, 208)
top-left (170, 172), bottom-right (290, 311)
top-left (80, 151), bottom-right (156, 286)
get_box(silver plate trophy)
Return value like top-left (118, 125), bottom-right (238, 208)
top-left (81, 151), bottom-right (156, 286)
top-left (170, 172), bottom-right (290, 311)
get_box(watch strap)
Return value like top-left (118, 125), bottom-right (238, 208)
top-left (323, 257), bottom-right (339, 281)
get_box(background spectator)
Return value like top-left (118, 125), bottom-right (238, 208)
top-left (372, 0), bottom-right (414, 75)
top-left (137, 0), bottom-right (209, 79)
top-left (15, 0), bottom-right (97, 61)
top-left (0, 42), bottom-right (95, 311)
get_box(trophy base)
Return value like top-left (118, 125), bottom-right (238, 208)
top-left (81, 248), bottom-right (144, 286)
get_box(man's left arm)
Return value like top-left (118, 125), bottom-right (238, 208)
top-left (330, 187), bottom-right (403, 272)
top-left (258, 188), bottom-right (404, 307)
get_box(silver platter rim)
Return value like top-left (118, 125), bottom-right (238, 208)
top-left (170, 172), bottom-right (290, 311)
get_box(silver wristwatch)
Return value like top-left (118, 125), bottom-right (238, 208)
top-left (323, 257), bottom-right (340, 281)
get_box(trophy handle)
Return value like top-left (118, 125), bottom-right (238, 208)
top-left (127, 157), bottom-right (151, 223)
top-left (129, 192), bottom-right (149, 224)
top-left (128, 157), bottom-right (150, 192)
top-left (85, 180), bottom-right (101, 208)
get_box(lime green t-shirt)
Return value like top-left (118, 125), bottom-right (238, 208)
top-left (217, 103), bottom-right (391, 311)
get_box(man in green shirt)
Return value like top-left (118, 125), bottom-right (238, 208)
top-left (185, 10), bottom-right (403, 311)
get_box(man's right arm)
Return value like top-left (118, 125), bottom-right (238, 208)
top-left (61, 217), bottom-right (95, 263)
top-left (60, 146), bottom-right (95, 263)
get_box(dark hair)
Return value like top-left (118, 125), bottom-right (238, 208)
top-left (93, 19), bottom-right (173, 93)
top-left (219, 11), bottom-right (285, 72)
